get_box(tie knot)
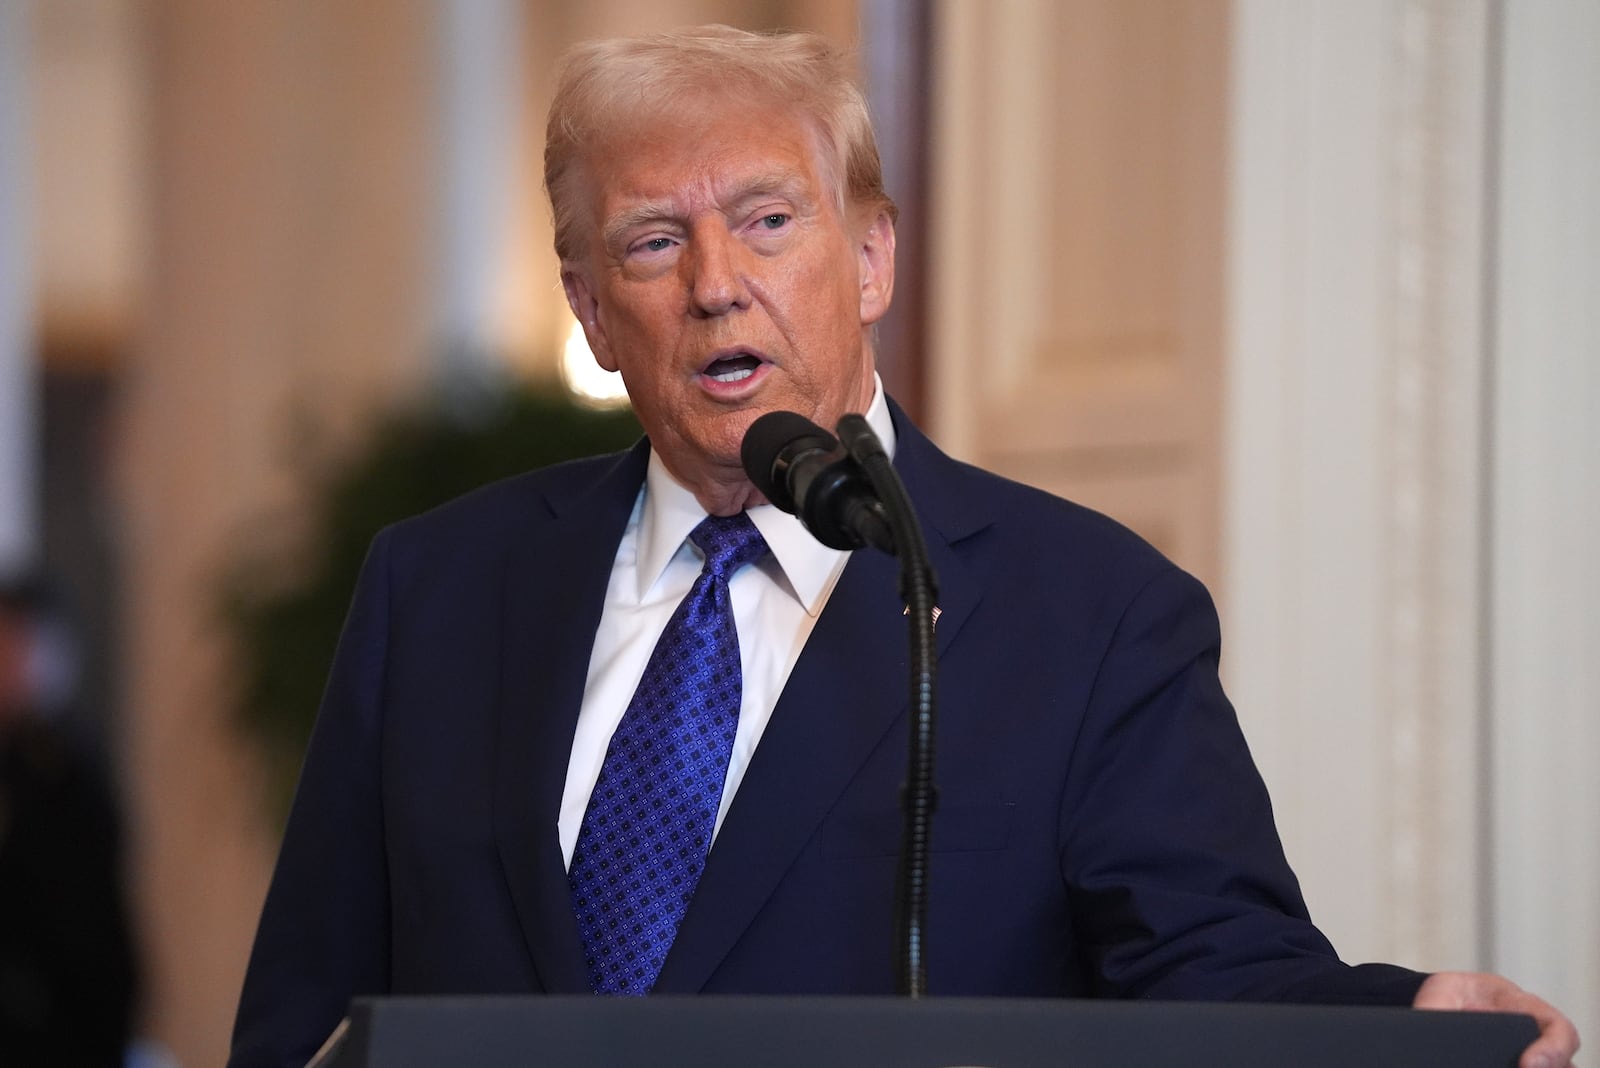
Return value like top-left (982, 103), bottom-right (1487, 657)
top-left (689, 512), bottom-right (768, 579)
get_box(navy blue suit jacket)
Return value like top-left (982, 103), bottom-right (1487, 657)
top-left (230, 406), bottom-right (1424, 1067)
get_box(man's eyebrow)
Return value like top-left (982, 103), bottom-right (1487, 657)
top-left (602, 203), bottom-right (679, 250)
top-left (729, 173), bottom-right (817, 213)
top-left (734, 172), bottom-right (810, 200)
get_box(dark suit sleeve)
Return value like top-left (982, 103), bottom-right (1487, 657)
top-left (229, 530), bottom-right (396, 1068)
top-left (1058, 565), bottom-right (1426, 1005)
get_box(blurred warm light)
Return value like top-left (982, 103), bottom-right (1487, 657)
top-left (559, 319), bottom-right (630, 407)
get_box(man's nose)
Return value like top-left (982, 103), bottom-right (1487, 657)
top-left (686, 227), bottom-right (752, 317)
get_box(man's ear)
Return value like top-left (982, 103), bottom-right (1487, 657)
top-left (857, 208), bottom-right (897, 327)
top-left (561, 268), bottom-right (617, 372)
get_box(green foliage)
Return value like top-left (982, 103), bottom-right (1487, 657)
top-left (221, 379), bottom-right (641, 824)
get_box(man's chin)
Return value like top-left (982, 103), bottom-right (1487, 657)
top-left (707, 403), bottom-right (781, 456)
top-left (651, 420), bottom-right (755, 485)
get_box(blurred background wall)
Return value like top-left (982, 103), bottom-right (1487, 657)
top-left (1, 0), bottom-right (1594, 1064)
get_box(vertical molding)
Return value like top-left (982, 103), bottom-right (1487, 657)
top-left (926, 0), bottom-right (987, 458)
top-left (1225, 0), bottom-right (1394, 963)
top-left (433, 0), bottom-right (523, 368)
top-left (1380, 0), bottom-right (1489, 970)
top-left (1488, 0), bottom-right (1600, 1047)
top-left (0, 0), bottom-right (37, 574)
top-left (928, 0), bottom-right (1061, 448)
top-left (1226, 0), bottom-right (1489, 970)
top-left (860, 0), bottom-right (931, 420)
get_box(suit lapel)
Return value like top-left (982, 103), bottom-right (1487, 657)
top-left (654, 410), bottom-right (991, 992)
top-left (492, 444), bottom-right (648, 994)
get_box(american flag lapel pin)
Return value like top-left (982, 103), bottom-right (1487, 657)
top-left (903, 604), bottom-right (943, 629)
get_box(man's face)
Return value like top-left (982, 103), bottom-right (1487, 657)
top-left (561, 100), bottom-right (895, 505)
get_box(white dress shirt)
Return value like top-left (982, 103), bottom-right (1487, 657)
top-left (557, 378), bottom-right (898, 868)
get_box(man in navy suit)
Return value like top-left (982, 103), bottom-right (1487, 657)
top-left (229, 24), bottom-right (1577, 1068)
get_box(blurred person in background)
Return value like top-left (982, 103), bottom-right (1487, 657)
top-left (0, 573), bottom-right (138, 1066)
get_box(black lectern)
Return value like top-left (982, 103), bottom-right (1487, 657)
top-left (312, 995), bottom-right (1536, 1067)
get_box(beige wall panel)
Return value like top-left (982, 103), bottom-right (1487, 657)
top-left (931, 0), bottom-right (1226, 587)
top-left (122, 3), bottom-right (435, 1064)
top-left (984, 454), bottom-right (1198, 567)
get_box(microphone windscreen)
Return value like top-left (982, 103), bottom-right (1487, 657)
top-left (741, 410), bottom-right (837, 510)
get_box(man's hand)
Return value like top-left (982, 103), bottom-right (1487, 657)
top-left (1413, 971), bottom-right (1580, 1068)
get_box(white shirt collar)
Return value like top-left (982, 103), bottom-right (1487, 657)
top-left (635, 374), bottom-right (898, 616)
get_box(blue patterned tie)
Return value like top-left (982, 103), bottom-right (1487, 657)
top-left (569, 512), bottom-right (769, 995)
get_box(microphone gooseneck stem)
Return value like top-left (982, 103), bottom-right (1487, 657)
top-left (837, 414), bottom-right (939, 999)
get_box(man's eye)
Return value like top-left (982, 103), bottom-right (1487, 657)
top-left (641, 237), bottom-right (674, 252)
top-left (758, 213), bottom-right (790, 230)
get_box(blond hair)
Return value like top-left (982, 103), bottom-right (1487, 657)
top-left (544, 24), bottom-right (896, 262)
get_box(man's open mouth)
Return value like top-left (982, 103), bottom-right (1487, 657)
top-left (703, 353), bottom-right (764, 384)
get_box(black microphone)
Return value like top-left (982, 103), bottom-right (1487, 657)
top-left (741, 411), bottom-right (897, 554)
top-left (746, 408), bottom-right (941, 997)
